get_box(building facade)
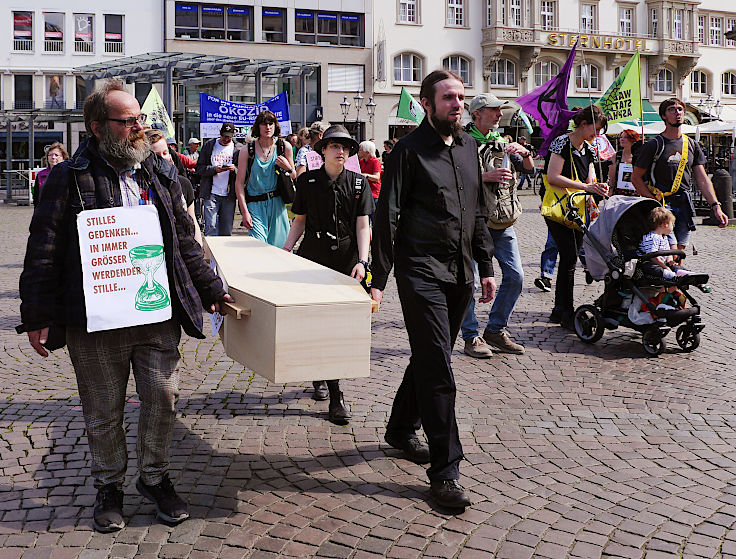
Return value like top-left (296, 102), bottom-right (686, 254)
top-left (164, 0), bottom-right (373, 142)
top-left (1, 1), bottom-right (163, 172)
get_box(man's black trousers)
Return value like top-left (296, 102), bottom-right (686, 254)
top-left (387, 271), bottom-right (473, 481)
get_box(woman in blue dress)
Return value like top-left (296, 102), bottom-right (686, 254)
top-left (234, 110), bottom-right (295, 247)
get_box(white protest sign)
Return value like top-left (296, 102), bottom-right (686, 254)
top-left (617, 162), bottom-right (636, 192)
top-left (345, 154), bottom-right (361, 174)
top-left (77, 206), bottom-right (172, 332)
top-left (305, 150), bottom-right (323, 170)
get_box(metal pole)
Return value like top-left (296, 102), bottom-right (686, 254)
top-left (300, 71), bottom-right (307, 128)
top-left (255, 69), bottom-right (263, 104)
top-left (5, 120), bottom-right (12, 203)
top-left (28, 114), bottom-right (35, 204)
top-left (163, 66), bottom-right (174, 115)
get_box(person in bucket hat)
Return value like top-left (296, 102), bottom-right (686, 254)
top-left (283, 124), bottom-right (374, 424)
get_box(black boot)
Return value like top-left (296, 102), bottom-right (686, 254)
top-left (311, 380), bottom-right (329, 401)
top-left (327, 380), bottom-right (351, 425)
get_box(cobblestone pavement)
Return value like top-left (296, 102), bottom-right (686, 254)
top-left (2, 195), bottom-right (736, 559)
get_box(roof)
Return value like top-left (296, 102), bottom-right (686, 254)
top-left (73, 52), bottom-right (319, 83)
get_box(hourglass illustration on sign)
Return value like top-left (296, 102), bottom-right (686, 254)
top-left (129, 245), bottom-right (170, 311)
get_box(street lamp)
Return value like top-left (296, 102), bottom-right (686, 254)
top-left (714, 100), bottom-right (723, 120)
top-left (366, 97), bottom-right (377, 124)
top-left (340, 96), bottom-right (350, 124)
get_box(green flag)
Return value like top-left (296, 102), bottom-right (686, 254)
top-left (596, 52), bottom-right (641, 124)
top-left (141, 87), bottom-right (176, 139)
top-left (396, 87), bottom-right (425, 125)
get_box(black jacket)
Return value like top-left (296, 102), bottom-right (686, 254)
top-left (195, 137), bottom-right (243, 200)
top-left (371, 118), bottom-right (494, 290)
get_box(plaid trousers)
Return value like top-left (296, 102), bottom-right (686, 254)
top-left (67, 319), bottom-right (181, 488)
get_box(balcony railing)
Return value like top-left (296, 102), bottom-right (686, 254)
top-left (14, 100), bottom-right (34, 110)
top-left (44, 39), bottom-right (63, 52)
top-left (13, 39), bottom-right (33, 51)
top-left (44, 98), bottom-right (65, 110)
top-left (74, 40), bottom-right (94, 53)
top-left (104, 41), bottom-right (124, 54)
top-left (76, 100), bottom-right (86, 110)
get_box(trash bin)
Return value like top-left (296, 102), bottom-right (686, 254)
top-left (704, 168), bottom-right (734, 224)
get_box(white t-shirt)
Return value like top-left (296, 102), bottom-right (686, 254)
top-left (210, 140), bottom-right (235, 196)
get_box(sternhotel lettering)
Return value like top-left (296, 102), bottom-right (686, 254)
top-left (546, 33), bottom-right (650, 52)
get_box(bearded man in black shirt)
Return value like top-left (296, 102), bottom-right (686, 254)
top-left (371, 70), bottom-right (496, 510)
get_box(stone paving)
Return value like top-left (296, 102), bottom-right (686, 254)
top-left (1, 195), bottom-right (736, 559)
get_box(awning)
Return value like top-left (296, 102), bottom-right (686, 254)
top-left (73, 52), bottom-right (318, 83)
top-left (566, 97), bottom-right (660, 127)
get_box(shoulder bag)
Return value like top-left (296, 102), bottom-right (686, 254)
top-left (274, 139), bottom-right (296, 204)
top-left (541, 144), bottom-right (598, 231)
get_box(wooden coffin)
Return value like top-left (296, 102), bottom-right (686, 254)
top-left (206, 236), bottom-right (372, 383)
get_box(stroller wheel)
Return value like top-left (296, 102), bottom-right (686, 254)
top-left (642, 327), bottom-right (667, 356)
top-left (675, 325), bottom-right (700, 352)
top-left (573, 305), bottom-right (605, 343)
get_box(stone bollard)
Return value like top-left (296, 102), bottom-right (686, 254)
top-left (703, 169), bottom-right (734, 225)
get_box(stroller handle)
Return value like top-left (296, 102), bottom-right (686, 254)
top-left (638, 249), bottom-right (686, 262)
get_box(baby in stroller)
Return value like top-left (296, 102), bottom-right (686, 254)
top-left (639, 207), bottom-right (699, 282)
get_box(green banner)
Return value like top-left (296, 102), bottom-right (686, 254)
top-left (596, 52), bottom-right (641, 124)
top-left (141, 87), bottom-right (176, 139)
top-left (396, 87), bottom-right (425, 125)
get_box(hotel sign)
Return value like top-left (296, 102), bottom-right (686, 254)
top-left (547, 33), bottom-right (650, 52)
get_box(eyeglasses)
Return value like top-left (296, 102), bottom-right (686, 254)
top-left (326, 143), bottom-right (347, 152)
top-left (106, 114), bottom-right (147, 128)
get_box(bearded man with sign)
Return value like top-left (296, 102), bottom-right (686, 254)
top-left (19, 80), bottom-right (233, 533)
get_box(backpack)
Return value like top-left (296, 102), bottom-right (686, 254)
top-left (479, 141), bottom-right (522, 229)
top-left (646, 134), bottom-right (693, 196)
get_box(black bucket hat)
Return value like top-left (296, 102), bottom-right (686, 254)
top-left (314, 125), bottom-right (359, 156)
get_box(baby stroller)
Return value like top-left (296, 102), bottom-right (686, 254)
top-left (566, 193), bottom-right (708, 356)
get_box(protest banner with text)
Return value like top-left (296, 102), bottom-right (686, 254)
top-left (199, 92), bottom-right (292, 139)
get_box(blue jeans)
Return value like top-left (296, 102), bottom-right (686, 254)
top-left (461, 226), bottom-right (524, 340)
top-left (541, 230), bottom-right (558, 279)
top-left (203, 193), bottom-right (235, 236)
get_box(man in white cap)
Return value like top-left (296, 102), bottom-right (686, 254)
top-left (460, 93), bottom-right (534, 358)
top-left (185, 137), bottom-right (201, 162)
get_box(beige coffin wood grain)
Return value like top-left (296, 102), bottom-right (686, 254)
top-left (207, 236), bottom-right (372, 383)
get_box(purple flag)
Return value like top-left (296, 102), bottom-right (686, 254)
top-left (516, 41), bottom-right (578, 157)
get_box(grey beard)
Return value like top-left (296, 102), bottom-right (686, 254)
top-left (430, 114), bottom-right (463, 139)
top-left (98, 124), bottom-right (150, 168)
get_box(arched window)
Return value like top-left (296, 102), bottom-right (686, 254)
top-left (534, 61), bottom-right (559, 87)
top-left (722, 72), bottom-right (736, 95)
top-left (575, 64), bottom-right (599, 91)
top-left (654, 68), bottom-right (673, 93)
top-left (691, 70), bottom-right (708, 95)
top-left (393, 53), bottom-right (422, 84)
top-left (490, 59), bottom-right (516, 87)
top-left (443, 55), bottom-right (471, 85)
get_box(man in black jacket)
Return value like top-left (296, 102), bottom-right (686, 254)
top-left (19, 80), bottom-right (232, 532)
top-left (371, 70), bottom-right (496, 510)
top-left (195, 122), bottom-right (243, 236)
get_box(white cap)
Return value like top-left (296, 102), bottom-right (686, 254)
top-left (187, 137), bottom-right (201, 144)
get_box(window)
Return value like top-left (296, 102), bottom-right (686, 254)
top-left (697, 15), bottom-right (705, 44)
top-left (710, 16), bottom-right (723, 46)
top-left (393, 53), bottom-right (422, 83)
top-left (44, 13), bottom-right (64, 53)
top-left (175, 3), bottom-right (199, 38)
top-left (619, 7), bottom-right (633, 36)
top-left (728, 19), bottom-right (736, 47)
top-left (490, 59), bottom-right (516, 87)
top-left (443, 55), bottom-right (471, 85)
top-left (13, 11), bottom-right (33, 51)
top-left (201, 5), bottom-right (225, 39)
top-left (14, 75), bottom-right (33, 110)
top-left (673, 9), bottom-right (683, 40)
top-left (74, 14), bottom-right (94, 53)
top-left (575, 64), bottom-right (599, 91)
top-left (399, 0), bottom-right (418, 24)
top-left (654, 68), bottom-right (673, 93)
top-left (691, 70), bottom-right (708, 94)
top-left (228, 7), bottom-right (253, 41)
top-left (45, 75), bottom-right (64, 109)
top-left (447, 0), bottom-right (464, 27)
top-left (581, 4), bottom-right (596, 33)
top-left (105, 15), bottom-right (124, 54)
top-left (510, 0), bottom-right (522, 27)
top-left (294, 11), bottom-right (364, 46)
top-left (262, 8), bottom-right (285, 42)
top-left (328, 64), bottom-right (364, 92)
top-left (486, 0), bottom-right (493, 27)
top-left (541, 2), bottom-right (555, 31)
top-left (534, 61), bottom-right (559, 87)
top-left (501, 0), bottom-right (506, 25)
top-left (723, 72), bottom-right (736, 95)
top-left (650, 9), bottom-right (658, 37)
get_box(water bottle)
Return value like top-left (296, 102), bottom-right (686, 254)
top-left (500, 154), bottom-right (510, 188)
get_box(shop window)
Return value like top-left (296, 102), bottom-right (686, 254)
top-left (44, 13), bottom-right (64, 53)
top-left (13, 11), bottom-right (33, 51)
top-left (263, 8), bottom-right (285, 42)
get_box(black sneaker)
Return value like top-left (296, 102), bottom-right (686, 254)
top-left (93, 484), bottom-right (125, 533)
top-left (429, 480), bottom-right (471, 509)
top-left (136, 474), bottom-right (189, 524)
top-left (384, 431), bottom-right (430, 464)
top-left (534, 277), bottom-right (552, 292)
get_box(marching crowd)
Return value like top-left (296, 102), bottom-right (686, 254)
top-left (19, 71), bottom-right (729, 532)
